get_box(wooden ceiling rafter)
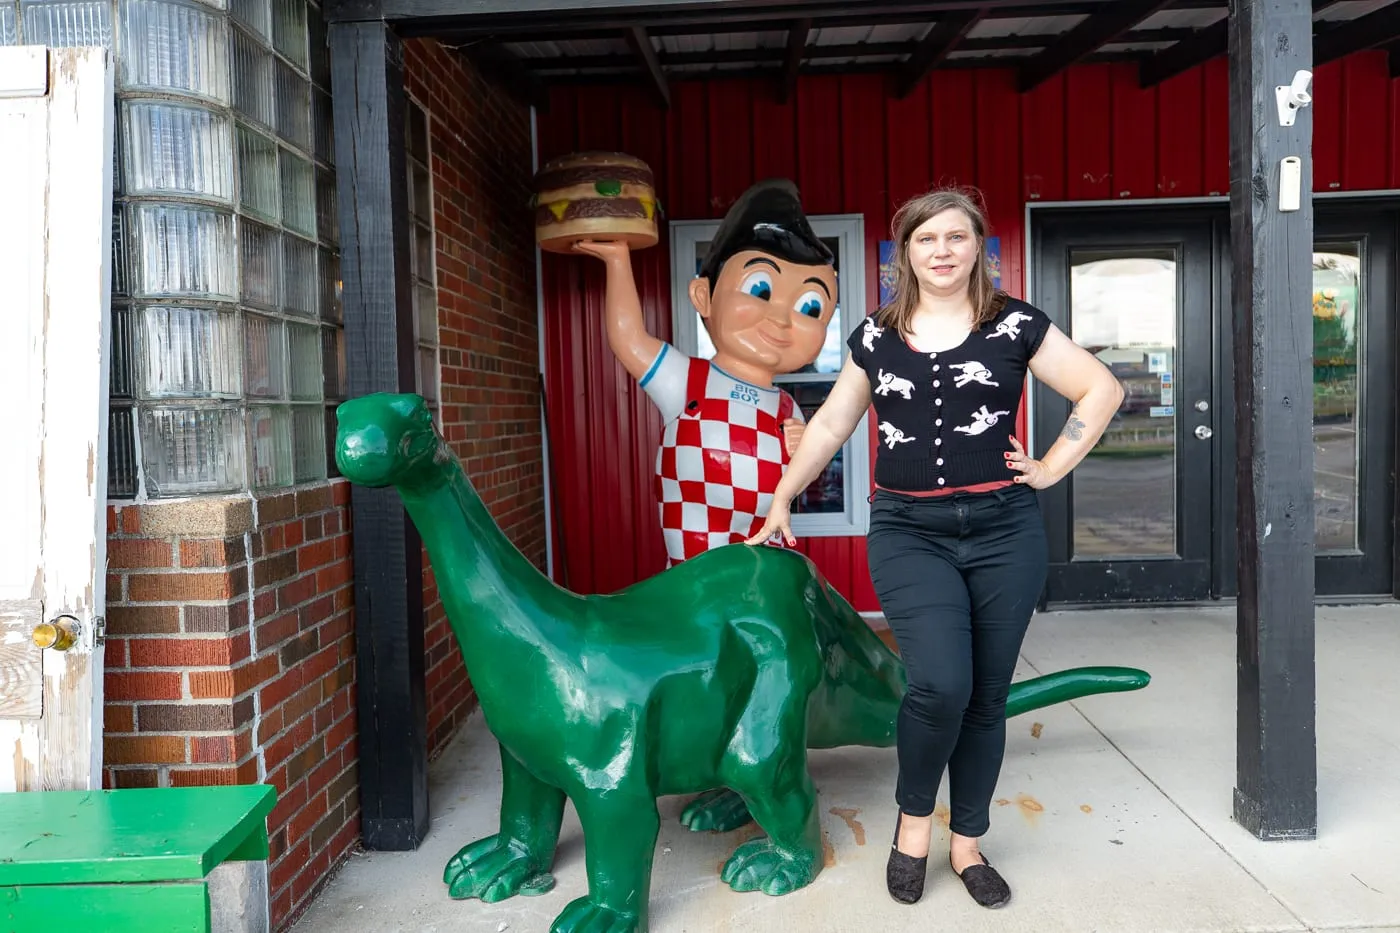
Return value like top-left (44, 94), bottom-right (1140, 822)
top-left (1015, 0), bottom-right (1175, 92)
top-left (1314, 2), bottom-right (1400, 66)
top-left (626, 25), bottom-right (672, 108)
top-left (1139, 0), bottom-right (1344, 88)
top-left (778, 17), bottom-right (813, 103)
top-left (894, 6), bottom-right (988, 98)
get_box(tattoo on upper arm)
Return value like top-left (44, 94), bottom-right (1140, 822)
top-left (1062, 405), bottom-right (1086, 441)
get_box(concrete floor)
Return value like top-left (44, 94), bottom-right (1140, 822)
top-left (292, 605), bottom-right (1400, 933)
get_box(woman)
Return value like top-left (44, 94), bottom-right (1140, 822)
top-left (746, 188), bottom-right (1123, 909)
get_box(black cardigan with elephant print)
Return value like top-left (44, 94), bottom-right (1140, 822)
top-left (846, 297), bottom-right (1053, 492)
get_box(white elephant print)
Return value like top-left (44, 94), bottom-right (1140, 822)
top-left (875, 369), bottom-right (916, 400)
top-left (987, 311), bottom-right (1033, 341)
top-left (879, 422), bottom-right (915, 449)
top-left (862, 317), bottom-right (885, 352)
top-left (949, 361), bottom-right (998, 388)
top-left (953, 405), bottom-right (1012, 436)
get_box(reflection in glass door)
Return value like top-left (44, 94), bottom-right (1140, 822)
top-left (1069, 249), bottom-right (1179, 560)
top-left (1309, 214), bottom-right (1395, 596)
top-left (1032, 213), bottom-right (1215, 605)
top-left (1312, 242), bottom-right (1361, 553)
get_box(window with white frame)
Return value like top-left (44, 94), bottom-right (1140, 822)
top-left (669, 215), bottom-right (870, 537)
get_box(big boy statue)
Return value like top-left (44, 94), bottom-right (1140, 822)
top-left (574, 179), bottom-right (838, 566)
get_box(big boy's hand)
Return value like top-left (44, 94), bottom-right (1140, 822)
top-left (572, 239), bottom-right (630, 264)
top-left (745, 500), bottom-right (795, 548)
top-left (782, 418), bottom-right (805, 457)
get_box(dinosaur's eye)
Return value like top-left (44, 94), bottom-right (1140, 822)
top-left (740, 270), bottom-right (773, 300)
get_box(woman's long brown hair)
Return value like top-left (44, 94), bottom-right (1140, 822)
top-left (876, 187), bottom-right (1007, 335)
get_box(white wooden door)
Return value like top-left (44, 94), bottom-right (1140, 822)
top-left (0, 45), bottom-right (114, 792)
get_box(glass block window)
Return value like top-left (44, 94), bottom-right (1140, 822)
top-left (406, 97), bottom-right (439, 420)
top-left (4, 0), bottom-right (342, 496)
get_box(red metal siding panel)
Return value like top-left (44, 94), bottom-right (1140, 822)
top-left (1066, 64), bottom-right (1112, 200)
top-left (1202, 57), bottom-right (1230, 196)
top-left (1157, 68), bottom-right (1205, 198)
top-left (1110, 62), bottom-right (1158, 200)
top-left (1341, 52), bottom-right (1389, 192)
top-left (671, 82), bottom-right (711, 218)
top-left (620, 84), bottom-right (673, 583)
top-left (708, 79), bottom-right (755, 213)
top-left (1313, 61), bottom-right (1343, 192)
top-left (1020, 72), bottom-right (1066, 203)
top-left (886, 80), bottom-right (933, 216)
top-left (930, 69), bottom-right (978, 189)
top-left (752, 88), bottom-right (798, 183)
top-left (796, 75), bottom-right (844, 214)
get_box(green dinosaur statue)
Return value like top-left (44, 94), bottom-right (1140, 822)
top-left (334, 393), bottom-right (1149, 933)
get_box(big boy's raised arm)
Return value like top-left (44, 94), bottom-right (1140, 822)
top-left (573, 239), bottom-right (664, 382)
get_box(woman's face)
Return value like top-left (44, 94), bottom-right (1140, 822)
top-left (906, 208), bottom-right (980, 297)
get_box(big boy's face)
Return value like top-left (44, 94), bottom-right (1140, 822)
top-left (689, 248), bottom-right (838, 376)
top-left (907, 208), bottom-right (980, 296)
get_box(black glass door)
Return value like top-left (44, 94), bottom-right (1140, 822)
top-left (1032, 211), bottom-right (1218, 604)
top-left (1217, 209), bottom-right (1396, 598)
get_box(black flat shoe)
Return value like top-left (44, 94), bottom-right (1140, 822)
top-left (886, 812), bottom-right (928, 905)
top-left (952, 853), bottom-right (1011, 909)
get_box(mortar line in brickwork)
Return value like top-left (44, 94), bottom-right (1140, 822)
top-left (249, 498), bottom-right (268, 784)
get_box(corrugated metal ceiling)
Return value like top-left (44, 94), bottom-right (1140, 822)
top-left (503, 2), bottom-right (1395, 80)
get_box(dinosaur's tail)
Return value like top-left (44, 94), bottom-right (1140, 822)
top-left (1005, 667), bottom-right (1151, 718)
top-left (803, 575), bottom-right (1152, 749)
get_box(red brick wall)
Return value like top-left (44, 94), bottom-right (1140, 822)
top-left (403, 39), bottom-right (547, 756)
top-left (104, 484), bottom-right (358, 928)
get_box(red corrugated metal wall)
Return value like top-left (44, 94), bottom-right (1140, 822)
top-left (536, 51), bottom-right (1400, 605)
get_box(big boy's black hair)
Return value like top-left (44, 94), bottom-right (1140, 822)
top-left (699, 179), bottom-right (834, 291)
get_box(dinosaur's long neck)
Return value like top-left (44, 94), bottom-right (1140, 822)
top-left (397, 447), bottom-right (577, 679)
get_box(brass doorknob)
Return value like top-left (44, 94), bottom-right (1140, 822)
top-left (33, 615), bottom-right (80, 651)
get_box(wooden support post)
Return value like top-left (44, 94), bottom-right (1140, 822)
top-left (1227, 0), bottom-right (1317, 841)
top-left (328, 19), bottom-right (430, 852)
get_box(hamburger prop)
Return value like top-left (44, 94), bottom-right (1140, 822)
top-left (531, 151), bottom-right (660, 253)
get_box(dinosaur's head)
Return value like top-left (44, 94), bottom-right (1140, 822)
top-left (334, 393), bottom-right (444, 488)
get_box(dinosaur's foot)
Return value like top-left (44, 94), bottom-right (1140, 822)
top-left (680, 788), bottom-right (754, 833)
top-left (549, 896), bottom-right (640, 933)
top-left (720, 837), bottom-right (821, 896)
top-left (443, 834), bottom-right (555, 902)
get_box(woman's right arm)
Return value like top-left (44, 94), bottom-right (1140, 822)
top-left (746, 356), bottom-right (872, 545)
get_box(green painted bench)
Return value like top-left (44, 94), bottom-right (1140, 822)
top-left (0, 784), bottom-right (277, 933)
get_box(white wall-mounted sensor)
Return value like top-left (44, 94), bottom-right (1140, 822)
top-left (1279, 156), bottom-right (1302, 211)
top-left (1276, 70), bottom-right (1312, 127)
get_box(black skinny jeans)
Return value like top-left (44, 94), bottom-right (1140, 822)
top-left (866, 482), bottom-right (1048, 837)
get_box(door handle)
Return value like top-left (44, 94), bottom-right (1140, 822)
top-left (1194, 425), bottom-right (1214, 440)
top-left (33, 614), bottom-right (81, 651)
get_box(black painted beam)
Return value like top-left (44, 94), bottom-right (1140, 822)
top-left (626, 25), bottom-right (670, 107)
top-left (1138, 18), bottom-right (1225, 87)
top-left (465, 4), bottom-right (1209, 41)
top-left (328, 19), bottom-right (430, 852)
top-left (1017, 0), bottom-right (1174, 92)
top-left (778, 17), bottom-right (811, 103)
top-left (1226, 0), bottom-right (1317, 842)
top-left (1139, 0), bottom-right (1361, 88)
top-left (1314, 1), bottom-right (1400, 65)
top-left (512, 28), bottom-right (1196, 72)
top-left (894, 7), bottom-right (986, 98)
top-left (1389, 39), bottom-right (1400, 79)
top-left (460, 41), bottom-right (551, 112)
top-left (350, 0), bottom-right (1127, 32)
